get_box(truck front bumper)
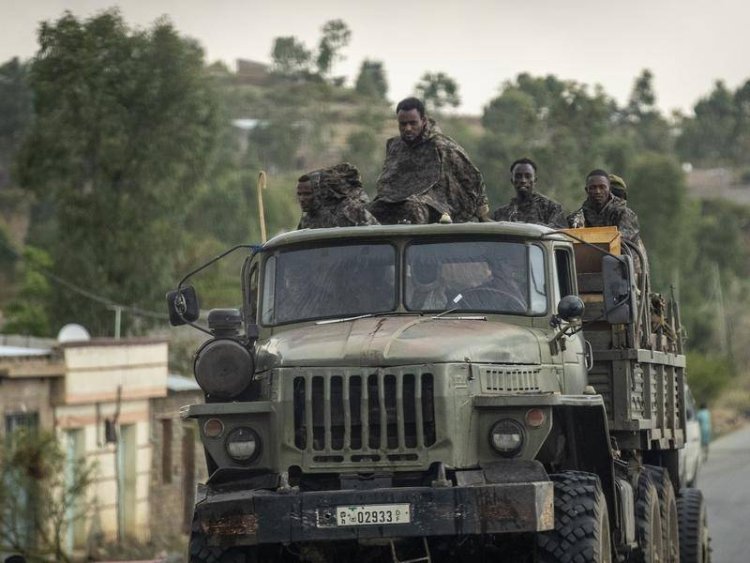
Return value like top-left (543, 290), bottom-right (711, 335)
top-left (195, 464), bottom-right (554, 546)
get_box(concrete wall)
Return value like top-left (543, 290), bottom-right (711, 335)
top-left (56, 400), bottom-right (153, 545)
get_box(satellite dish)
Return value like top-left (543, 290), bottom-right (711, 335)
top-left (57, 323), bottom-right (91, 343)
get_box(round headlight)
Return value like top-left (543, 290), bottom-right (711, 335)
top-left (225, 427), bottom-right (261, 463)
top-left (489, 419), bottom-right (525, 457)
top-left (194, 338), bottom-right (254, 399)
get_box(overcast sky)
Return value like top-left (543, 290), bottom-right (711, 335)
top-left (4, 0), bottom-right (750, 116)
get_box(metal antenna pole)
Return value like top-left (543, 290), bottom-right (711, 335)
top-left (257, 171), bottom-right (268, 243)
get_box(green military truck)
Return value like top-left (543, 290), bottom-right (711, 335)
top-left (168, 222), bottom-right (710, 562)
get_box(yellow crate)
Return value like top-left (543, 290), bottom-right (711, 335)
top-left (561, 226), bottom-right (621, 274)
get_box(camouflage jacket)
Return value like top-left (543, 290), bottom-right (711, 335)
top-left (297, 163), bottom-right (379, 229)
top-left (492, 192), bottom-right (566, 228)
top-left (373, 120), bottom-right (488, 223)
top-left (567, 195), bottom-right (641, 242)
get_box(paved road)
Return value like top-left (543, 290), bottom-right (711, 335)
top-left (698, 424), bottom-right (750, 563)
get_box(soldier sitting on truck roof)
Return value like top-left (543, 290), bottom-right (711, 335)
top-left (492, 158), bottom-right (566, 228)
top-left (296, 174), bottom-right (325, 229)
top-left (609, 173), bottom-right (628, 201)
top-left (567, 169), bottom-right (641, 244)
top-left (297, 163), bottom-right (379, 229)
top-left (369, 97), bottom-right (490, 225)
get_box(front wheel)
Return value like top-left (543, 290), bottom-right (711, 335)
top-left (536, 471), bottom-right (612, 563)
top-left (677, 488), bottom-right (711, 563)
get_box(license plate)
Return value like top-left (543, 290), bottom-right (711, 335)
top-left (336, 503), bottom-right (411, 526)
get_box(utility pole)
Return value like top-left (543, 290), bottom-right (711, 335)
top-left (107, 305), bottom-right (123, 339)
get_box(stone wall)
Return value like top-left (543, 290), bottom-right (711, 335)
top-left (149, 390), bottom-right (208, 541)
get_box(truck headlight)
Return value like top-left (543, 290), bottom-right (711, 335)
top-left (226, 427), bottom-right (261, 463)
top-left (489, 419), bottom-right (525, 457)
top-left (194, 338), bottom-right (254, 399)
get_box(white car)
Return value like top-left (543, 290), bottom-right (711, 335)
top-left (680, 384), bottom-right (703, 487)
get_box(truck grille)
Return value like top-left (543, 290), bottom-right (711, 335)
top-left (481, 367), bottom-right (541, 392)
top-left (293, 372), bottom-right (436, 458)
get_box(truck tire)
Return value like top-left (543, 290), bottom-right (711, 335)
top-left (644, 466), bottom-right (679, 563)
top-left (536, 471), bottom-right (612, 563)
top-left (677, 488), bottom-right (711, 563)
top-left (631, 471), bottom-right (663, 563)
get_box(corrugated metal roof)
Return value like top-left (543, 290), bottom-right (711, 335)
top-left (0, 345), bottom-right (52, 357)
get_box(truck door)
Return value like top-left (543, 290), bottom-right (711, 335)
top-left (554, 247), bottom-right (588, 387)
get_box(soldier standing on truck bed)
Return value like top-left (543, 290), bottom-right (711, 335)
top-left (369, 97), bottom-right (490, 225)
top-left (297, 163), bottom-right (379, 229)
top-left (567, 169), bottom-right (641, 244)
top-left (492, 158), bottom-right (566, 228)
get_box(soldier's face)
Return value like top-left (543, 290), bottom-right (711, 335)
top-left (296, 181), bottom-right (314, 212)
top-left (585, 176), bottom-right (611, 206)
top-left (397, 109), bottom-right (426, 143)
top-left (511, 163), bottom-right (536, 196)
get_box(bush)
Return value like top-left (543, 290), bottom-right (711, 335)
top-left (686, 352), bottom-right (734, 404)
top-left (0, 428), bottom-right (96, 562)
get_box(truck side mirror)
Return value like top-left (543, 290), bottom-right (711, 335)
top-left (557, 295), bottom-right (585, 321)
top-left (602, 255), bottom-right (635, 324)
top-left (166, 286), bottom-right (200, 326)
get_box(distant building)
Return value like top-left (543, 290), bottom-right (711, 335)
top-left (0, 335), bottom-right (171, 556)
top-left (235, 58), bottom-right (270, 86)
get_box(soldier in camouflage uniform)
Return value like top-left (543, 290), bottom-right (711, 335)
top-left (492, 158), bottom-right (566, 228)
top-left (567, 169), bottom-right (641, 243)
top-left (296, 173), bottom-right (327, 229)
top-left (297, 163), bottom-right (379, 229)
top-left (609, 173), bottom-right (628, 201)
top-left (370, 97), bottom-right (490, 225)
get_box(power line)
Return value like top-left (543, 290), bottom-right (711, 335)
top-left (0, 237), bottom-right (170, 321)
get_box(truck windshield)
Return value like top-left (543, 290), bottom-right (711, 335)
top-left (262, 244), bottom-right (397, 325)
top-left (405, 241), bottom-right (547, 314)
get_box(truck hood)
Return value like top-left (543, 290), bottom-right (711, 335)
top-left (255, 316), bottom-right (542, 369)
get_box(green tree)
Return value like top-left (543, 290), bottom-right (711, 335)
top-left (0, 57), bottom-right (33, 186)
top-left (316, 19), bottom-right (351, 79)
top-left (15, 10), bottom-right (221, 335)
top-left (3, 246), bottom-right (53, 336)
top-left (477, 73), bottom-right (618, 206)
top-left (0, 428), bottom-right (95, 562)
top-left (270, 36), bottom-right (311, 77)
top-left (416, 72), bottom-right (461, 112)
top-left (355, 60), bottom-right (388, 99)
top-left (676, 80), bottom-right (736, 165)
top-left (624, 69), bottom-right (672, 153)
top-left (628, 153), bottom-right (693, 291)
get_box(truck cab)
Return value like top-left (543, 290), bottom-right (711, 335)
top-left (174, 222), bottom-right (706, 563)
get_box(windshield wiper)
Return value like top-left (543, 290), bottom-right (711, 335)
top-left (430, 294), bottom-right (486, 321)
top-left (315, 313), bottom-right (375, 325)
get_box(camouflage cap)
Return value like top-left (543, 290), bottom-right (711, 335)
top-left (608, 173), bottom-right (627, 200)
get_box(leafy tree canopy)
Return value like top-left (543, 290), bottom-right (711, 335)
top-left (15, 9), bottom-right (222, 334)
top-left (355, 59), bottom-right (388, 100)
top-left (316, 19), bottom-right (351, 79)
top-left (416, 72), bottom-right (461, 112)
top-left (270, 36), bottom-right (312, 77)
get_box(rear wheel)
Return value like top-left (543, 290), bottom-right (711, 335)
top-left (645, 466), bottom-right (679, 563)
top-left (631, 471), bottom-right (664, 563)
top-left (536, 471), bottom-right (612, 563)
top-left (677, 488), bottom-right (711, 563)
